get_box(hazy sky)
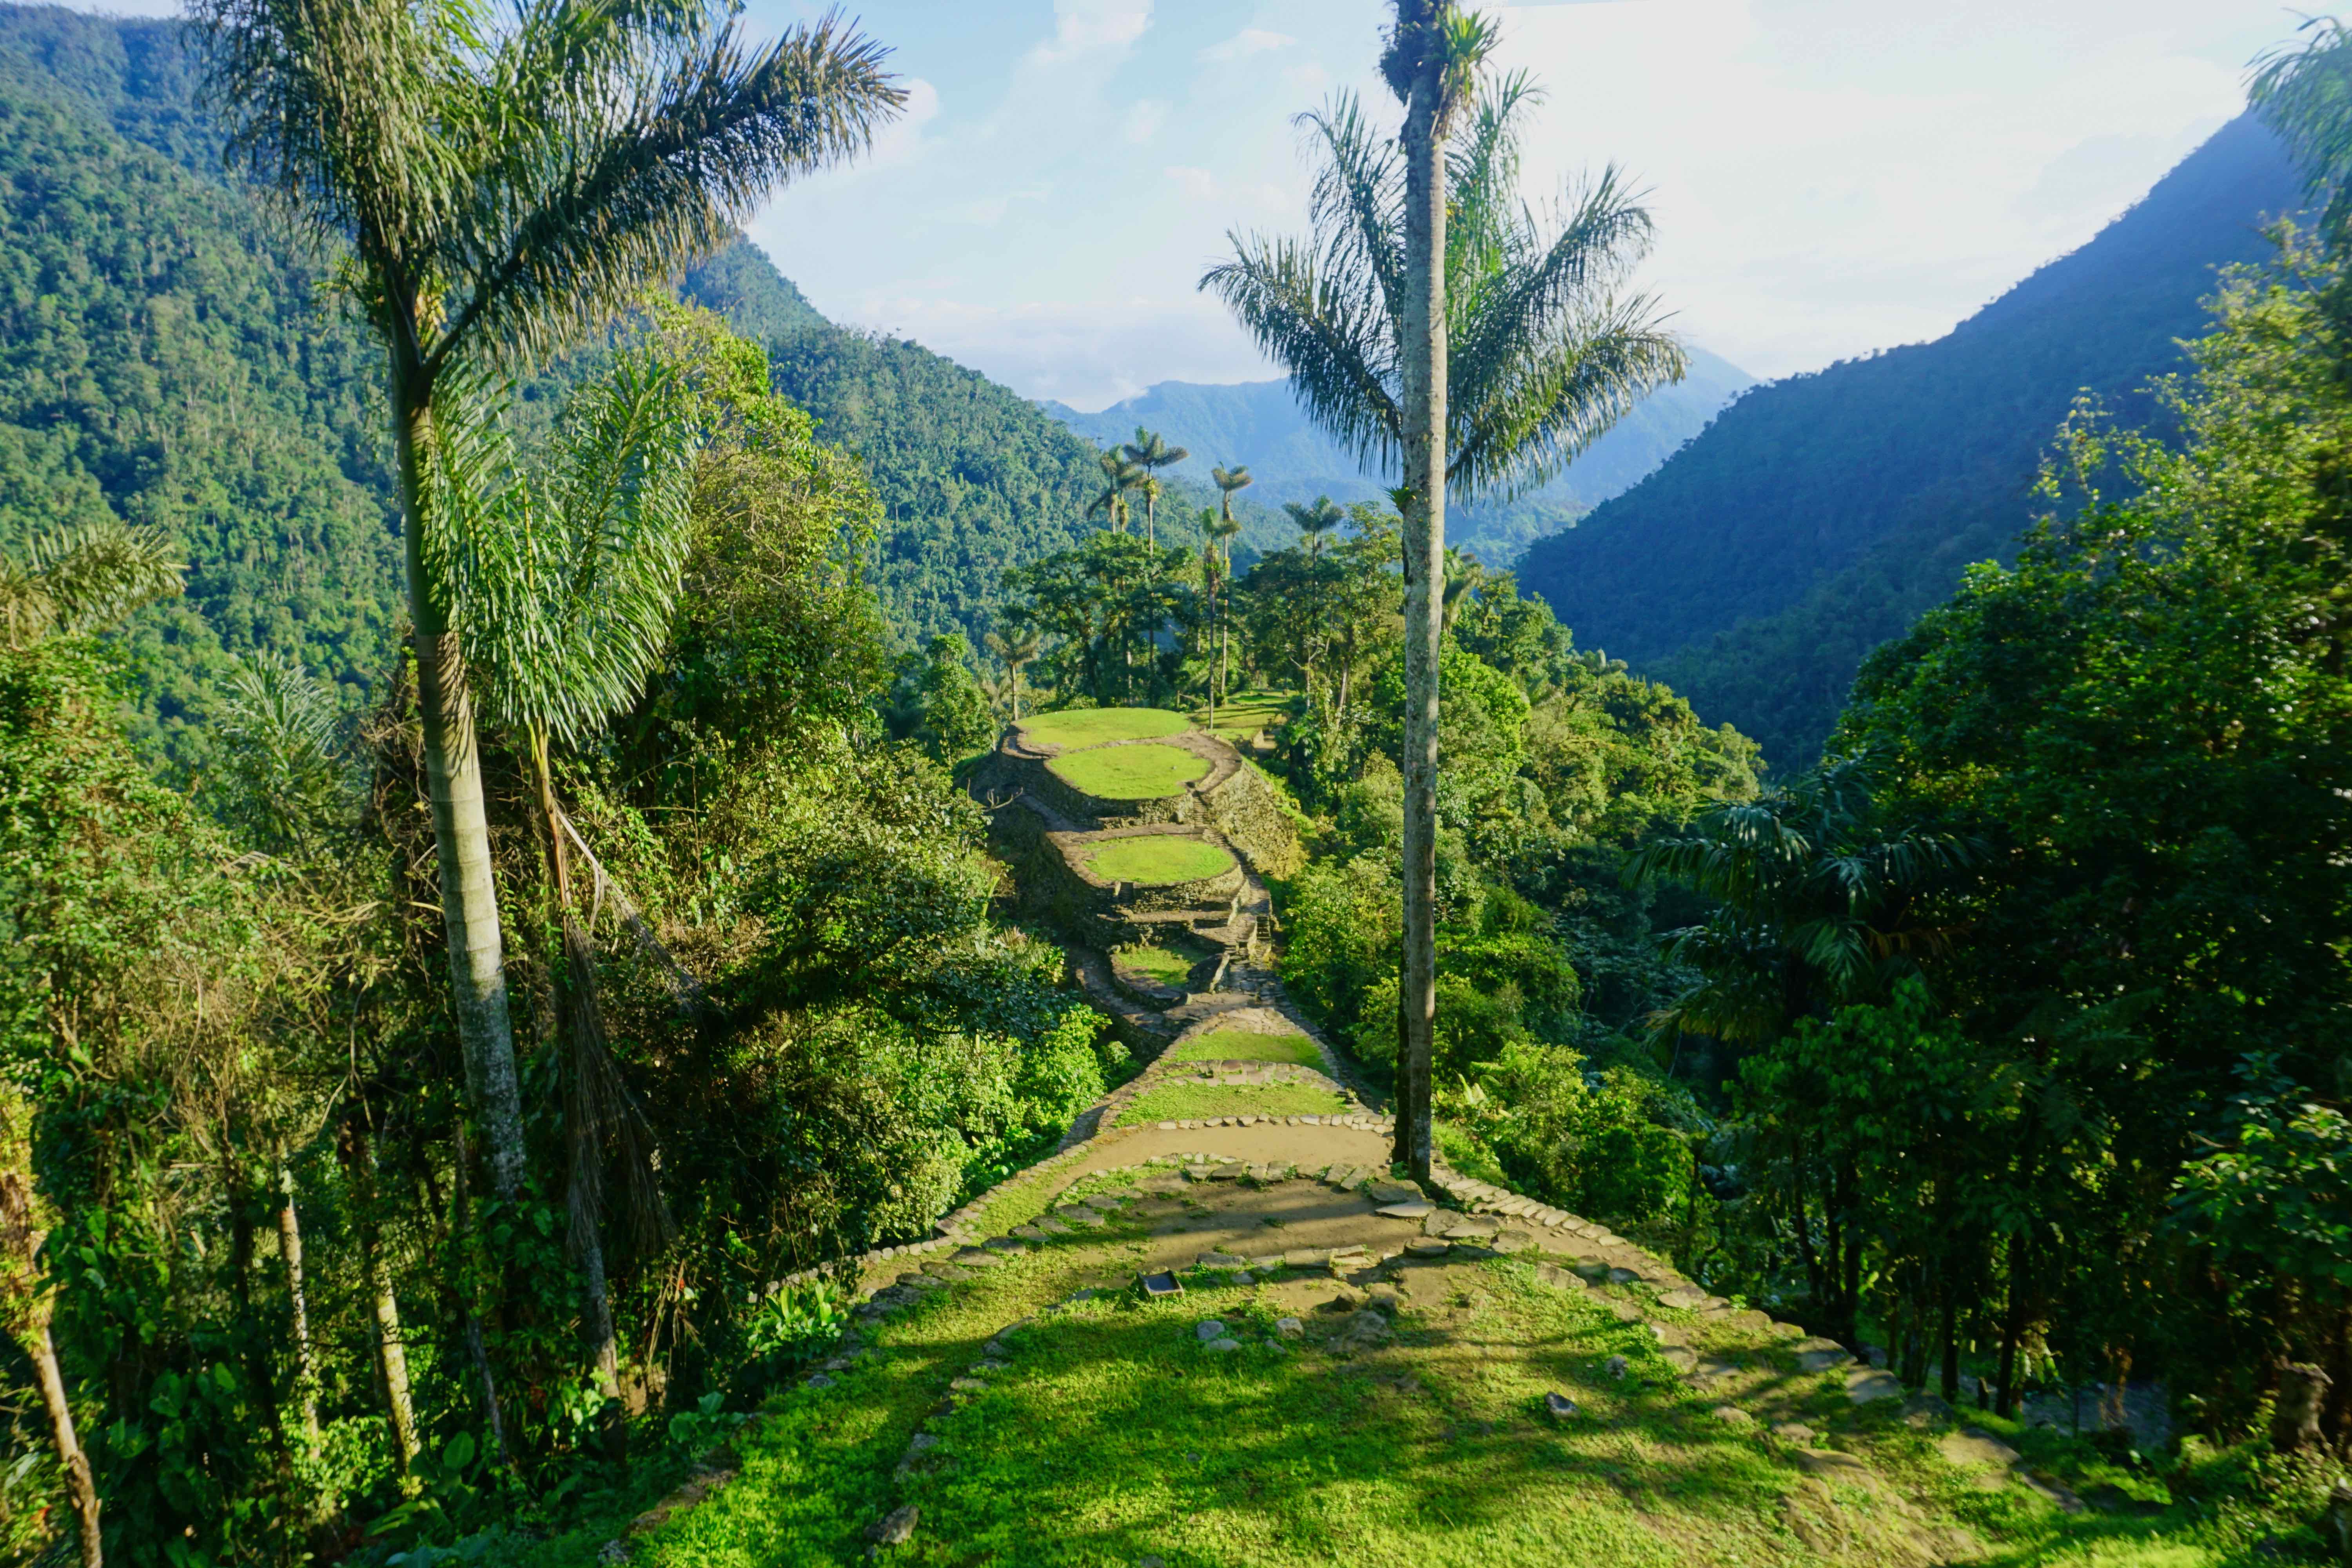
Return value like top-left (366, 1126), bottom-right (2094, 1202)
top-left (65, 0), bottom-right (2306, 407)
top-left (733, 0), bottom-right (2295, 407)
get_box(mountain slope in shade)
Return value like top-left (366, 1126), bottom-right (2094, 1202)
top-left (1518, 114), bottom-right (2303, 768)
top-left (1041, 344), bottom-right (1755, 563)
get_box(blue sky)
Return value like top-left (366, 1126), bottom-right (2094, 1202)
top-left (61, 0), bottom-right (2305, 406)
top-left (733, 0), bottom-right (2293, 407)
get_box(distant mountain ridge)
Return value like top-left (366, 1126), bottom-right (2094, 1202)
top-left (1042, 344), bottom-right (1755, 564)
top-left (1518, 114), bottom-right (2303, 767)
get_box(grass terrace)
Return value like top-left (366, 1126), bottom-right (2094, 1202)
top-left (1112, 945), bottom-right (1205, 986)
top-left (1019, 707), bottom-right (1191, 750)
top-left (1110, 1080), bottom-right (1351, 1129)
top-left (1083, 835), bottom-right (1235, 886)
top-left (1167, 1030), bottom-right (1324, 1068)
top-left (1049, 743), bottom-right (1210, 801)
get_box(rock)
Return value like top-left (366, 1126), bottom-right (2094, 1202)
top-left (1490, 1229), bottom-right (1535, 1255)
top-left (1534, 1263), bottom-right (1585, 1292)
top-left (1695, 1355), bottom-right (1741, 1384)
top-left (1331, 1308), bottom-right (1392, 1355)
top-left (981, 1237), bottom-right (1027, 1254)
top-left (1720, 1308), bottom-right (1774, 1336)
top-left (1405, 1238), bottom-right (1451, 1258)
top-left (1571, 1260), bottom-right (1612, 1283)
top-left (1448, 1215), bottom-right (1500, 1240)
top-left (1604, 1354), bottom-right (1630, 1379)
top-left (1793, 1337), bottom-right (1855, 1372)
top-left (1364, 1283), bottom-right (1402, 1309)
top-left (1283, 1249), bottom-right (1332, 1268)
top-left (1208, 1337), bottom-right (1242, 1353)
top-left (1208, 1163), bottom-right (1242, 1181)
top-left (868, 1503), bottom-right (919, 1545)
top-left (805, 1373), bottom-right (837, 1389)
top-left (1009, 1224), bottom-right (1045, 1241)
top-left (1938, 1428), bottom-right (2021, 1472)
top-left (1772, 1422), bottom-right (1817, 1445)
top-left (949, 1377), bottom-right (989, 1393)
top-left (1657, 1287), bottom-right (1710, 1310)
top-left (2018, 1469), bottom-right (2087, 1514)
top-left (1544, 1392), bottom-right (1579, 1420)
top-left (1376, 1202), bottom-right (1435, 1220)
top-left (900, 1274), bottom-right (946, 1293)
top-left (1794, 1449), bottom-right (1873, 1482)
top-left (1366, 1181), bottom-right (1423, 1204)
top-left (1711, 1405), bottom-right (1754, 1426)
top-left (1902, 1392), bottom-right (1957, 1429)
top-left (903, 1433), bottom-right (939, 1459)
top-left (1195, 1319), bottom-right (1228, 1342)
top-left (1274, 1317), bottom-right (1304, 1338)
top-left (598, 1542), bottom-right (630, 1564)
top-left (1659, 1346), bottom-right (1699, 1375)
top-left (1606, 1267), bottom-right (1641, 1286)
top-left (1422, 1209), bottom-right (1466, 1237)
top-left (952, 1248), bottom-right (1004, 1268)
top-left (1035, 1217), bottom-right (1073, 1236)
top-left (1646, 1322), bottom-right (1690, 1348)
top-left (973, 1359), bottom-right (1009, 1374)
top-left (1197, 1251), bottom-right (1248, 1270)
top-left (1230, 1272), bottom-right (1255, 1287)
top-left (1846, 1368), bottom-right (1904, 1404)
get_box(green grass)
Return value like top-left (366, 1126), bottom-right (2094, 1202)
top-left (1083, 836), bottom-right (1235, 886)
top-left (1167, 1030), bottom-right (1323, 1068)
top-left (1113, 945), bottom-right (1204, 986)
top-left (575, 1177), bottom-right (2310, 1568)
top-left (1193, 689), bottom-right (1296, 736)
top-left (1111, 1080), bottom-right (1350, 1128)
top-left (1049, 744), bottom-right (1210, 801)
top-left (1020, 707), bottom-right (1191, 749)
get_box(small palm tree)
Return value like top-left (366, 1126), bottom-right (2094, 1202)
top-left (1121, 426), bottom-right (1190, 550)
top-left (1212, 463), bottom-right (1254, 524)
top-left (194, 0), bottom-right (904, 1199)
top-left (1284, 495), bottom-right (1348, 557)
top-left (1203, 7), bottom-right (1680, 1180)
top-left (984, 626), bottom-right (1041, 720)
top-left (1088, 450), bottom-right (1143, 533)
top-left (0, 521), bottom-right (183, 650)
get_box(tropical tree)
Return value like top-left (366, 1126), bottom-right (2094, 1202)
top-left (193, 0), bottom-right (903, 1198)
top-left (1089, 449), bottom-right (1143, 534)
top-left (1206, 5), bottom-right (1690, 1175)
top-left (1122, 425), bottom-right (1190, 550)
top-left (427, 349), bottom-right (702, 1422)
top-left (0, 521), bottom-right (183, 651)
top-left (985, 626), bottom-right (1041, 720)
top-left (1212, 462), bottom-right (1254, 523)
top-left (1285, 494), bottom-right (1348, 557)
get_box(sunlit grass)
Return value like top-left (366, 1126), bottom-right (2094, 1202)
top-left (1167, 1031), bottom-right (1323, 1068)
top-left (1049, 744), bottom-right (1210, 801)
top-left (1113, 945), bottom-right (1205, 986)
top-left (1110, 1080), bottom-right (1350, 1128)
top-left (1083, 836), bottom-right (1235, 885)
top-left (1020, 707), bottom-right (1190, 749)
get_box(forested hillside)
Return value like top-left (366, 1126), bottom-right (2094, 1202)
top-left (1518, 115), bottom-right (2303, 765)
top-left (1042, 343), bottom-right (1754, 564)
top-left (0, 5), bottom-right (1233, 766)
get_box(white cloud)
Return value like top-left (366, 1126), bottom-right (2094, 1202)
top-left (1027, 0), bottom-right (1153, 67)
top-left (1123, 100), bottom-right (1169, 144)
top-left (1200, 27), bottom-right (1294, 62)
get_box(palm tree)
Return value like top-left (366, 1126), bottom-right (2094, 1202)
top-left (2252, 20), bottom-right (2352, 242)
top-left (1121, 426), bottom-right (1190, 550)
top-left (1204, 7), bottom-right (1681, 1180)
top-left (0, 520), bottom-right (183, 650)
top-left (985, 626), bottom-right (1041, 720)
top-left (1212, 463), bottom-right (1254, 523)
top-left (193, 0), bottom-right (902, 1199)
top-left (1207, 513), bottom-right (1244, 710)
top-left (430, 351), bottom-right (699, 1420)
top-left (1284, 495), bottom-right (1348, 557)
top-left (1088, 449), bottom-right (1143, 533)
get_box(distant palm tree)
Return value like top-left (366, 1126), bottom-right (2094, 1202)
top-left (1089, 449), bottom-right (1143, 533)
top-left (985, 626), bottom-right (1041, 720)
top-left (1204, 7), bottom-right (1679, 1180)
top-left (194, 0), bottom-right (903, 1199)
top-left (1122, 426), bottom-right (1190, 550)
top-left (1284, 495), bottom-right (1348, 557)
top-left (1212, 463), bottom-right (1254, 524)
top-left (1206, 512), bottom-right (1244, 714)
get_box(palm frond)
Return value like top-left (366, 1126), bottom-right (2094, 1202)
top-left (1202, 231), bottom-right (1401, 476)
top-left (0, 520), bottom-right (186, 647)
top-left (2251, 18), bottom-right (2352, 240)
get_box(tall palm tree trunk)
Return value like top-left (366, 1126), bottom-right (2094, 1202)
top-left (1394, 0), bottom-right (1448, 1184)
top-left (338, 1121), bottom-right (421, 1485)
top-left (276, 1171), bottom-right (321, 1450)
top-left (394, 370), bottom-right (526, 1203)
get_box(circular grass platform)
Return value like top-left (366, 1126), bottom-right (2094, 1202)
top-left (1018, 707), bottom-right (1189, 750)
top-left (1047, 743), bottom-right (1209, 801)
top-left (1166, 1030), bottom-right (1323, 1068)
top-left (1082, 835), bottom-right (1234, 886)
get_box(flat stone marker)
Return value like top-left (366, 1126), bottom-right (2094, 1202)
top-left (1794, 1337), bottom-right (1855, 1372)
top-left (1846, 1368), bottom-right (1904, 1404)
top-left (1376, 1202), bottom-right (1435, 1220)
top-left (1544, 1392), bottom-right (1579, 1420)
top-left (1139, 1271), bottom-right (1184, 1300)
top-left (1195, 1319), bottom-right (1228, 1341)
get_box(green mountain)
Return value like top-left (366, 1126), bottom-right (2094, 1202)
top-left (1040, 344), bottom-right (1755, 565)
top-left (1516, 114), bottom-right (2304, 768)
top-left (0, 4), bottom-right (1227, 765)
